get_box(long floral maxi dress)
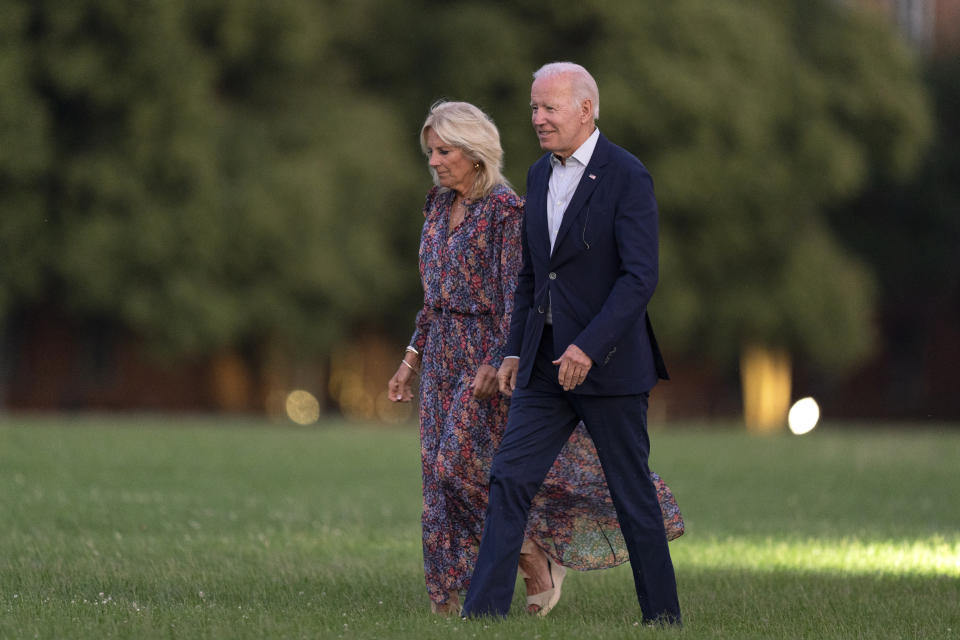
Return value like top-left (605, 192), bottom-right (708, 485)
top-left (409, 184), bottom-right (682, 607)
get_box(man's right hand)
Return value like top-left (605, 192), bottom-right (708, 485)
top-left (497, 358), bottom-right (519, 397)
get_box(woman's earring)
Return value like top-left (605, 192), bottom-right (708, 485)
top-left (474, 163), bottom-right (480, 170)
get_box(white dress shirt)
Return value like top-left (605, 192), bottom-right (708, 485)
top-left (547, 128), bottom-right (600, 252)
top-left (545, 128), bottom-right (600, 324)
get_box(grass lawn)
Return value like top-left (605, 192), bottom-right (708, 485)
top-left (1, 415), bottom-right (958, 639)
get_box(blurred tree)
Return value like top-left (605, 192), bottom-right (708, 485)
top-left (0, 0), bottom-right (935, 420)
top-left (362, 0), bottom-right (932, 427)
top-left (588, 0), bottom-right (931, 428)
top-left (1, 0), bottom-right (420, 370)
top-left (354, 0), bottom-right (931, 426)
top-left (329, 0), bottom-right (542, 194)
top-left (829, 55), bottom-right (960, 415)
top-left (0, 2), bottom-right (51, 318)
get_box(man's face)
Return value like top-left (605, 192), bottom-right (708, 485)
top-left (530, 73), bottom-right (591, 158)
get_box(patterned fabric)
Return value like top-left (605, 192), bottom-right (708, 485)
top-left (410, 184), bottom-right (683, 607)
top-left (529, 426), bottom-right (684, 570)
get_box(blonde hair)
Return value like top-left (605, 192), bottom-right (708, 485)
top-left (533, 61), bottom-right (600, 121)
top-left (420, 101), bottom-right (509, 200)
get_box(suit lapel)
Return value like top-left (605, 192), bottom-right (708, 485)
top-left (528, 156), bottom-right (553, 260)
top-left (551, 134), bottom-right (610, 256)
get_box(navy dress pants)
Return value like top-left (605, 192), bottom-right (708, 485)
top-left (461, 327), bottom-right (681, 623)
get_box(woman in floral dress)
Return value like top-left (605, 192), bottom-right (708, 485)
top-left (388, 101), bottom-right (682, 616)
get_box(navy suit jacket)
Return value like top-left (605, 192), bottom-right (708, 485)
top-left (505, 132), bottom-right (668, 395)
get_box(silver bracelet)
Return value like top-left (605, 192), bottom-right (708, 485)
top-left (400, 359), bottom-right (419, 375)
top-left (405, 346), bottom-right (419, 356)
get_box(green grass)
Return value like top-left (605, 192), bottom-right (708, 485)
top-left (1, 415), bottom-right (958, 639)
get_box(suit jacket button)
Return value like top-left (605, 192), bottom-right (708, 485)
top-left (537, 305), bottom-right (545, 313)
top-left (548, 272), bottom-right (557, 280)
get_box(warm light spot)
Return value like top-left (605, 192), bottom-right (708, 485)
top-left (788, 397), bottom-right (820, 435)
top-left (285, 390), bottom-right (320, 425)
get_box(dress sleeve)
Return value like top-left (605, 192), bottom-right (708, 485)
top-left (483, 192), bottom-right (524, 367)
top-left (408, 187), bottom-right (440, 354)
top-left (409, 305), bottom-right (434, 354)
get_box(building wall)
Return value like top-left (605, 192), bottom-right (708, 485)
top-left (850, 0), bottom-right (960, 56)
top-left (934, 0), bottom-right (960, 54)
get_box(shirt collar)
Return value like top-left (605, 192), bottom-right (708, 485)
top-left (551, 127), bottom-right (600, 168)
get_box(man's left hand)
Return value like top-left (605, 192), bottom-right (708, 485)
top-left (471, 364), bottom-right (499, 400)
top-left (552, 344), bottom-right (592, 391)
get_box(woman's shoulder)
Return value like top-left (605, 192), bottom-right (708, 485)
top-left (423, 185), bottom-right (446, 216)
top-left (484, 183), bottom-right (524, 219)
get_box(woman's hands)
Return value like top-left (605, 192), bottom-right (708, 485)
top-left (388, 354), bottom-right (420, 402)
top-left (390, 359), bottom-right (501, 402)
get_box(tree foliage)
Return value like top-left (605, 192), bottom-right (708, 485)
top-left (1, 0), bottom-right (421, 357)
top-left (591, 0), bottom-right (931, 371)
top-left (0, 0), bottom-right (933, 377)
top-left (825, 54), bottom-right (960, 411)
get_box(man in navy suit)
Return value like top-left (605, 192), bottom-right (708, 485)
top-left (461, 62), bottom-right (681, 625)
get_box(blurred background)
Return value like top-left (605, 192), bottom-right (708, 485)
top-left (1, 0), bottom-right (957, 429)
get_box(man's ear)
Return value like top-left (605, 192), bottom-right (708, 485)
top-left (580, 99), bottom-right (593, 123)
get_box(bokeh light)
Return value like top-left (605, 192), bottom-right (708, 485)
top-left (285, 390), bottom-right (320, 425)
top-left (788, 397), bottom-right (820, 435)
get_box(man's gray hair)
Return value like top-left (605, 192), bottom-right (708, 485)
top-left (533, 62), bottom-right (600, 121)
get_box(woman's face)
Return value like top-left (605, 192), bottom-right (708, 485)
top-left (424, 127), bottom-right (475, 197)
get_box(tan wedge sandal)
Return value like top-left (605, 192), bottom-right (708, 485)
top-left (519, 540), bottom-right (567, 617)
top-left (524, 557), bottom-right (566, 617)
